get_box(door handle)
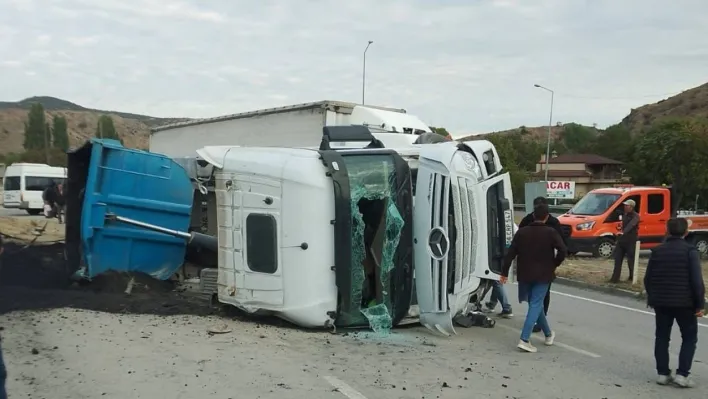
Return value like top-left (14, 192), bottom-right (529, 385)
top-left (659, 219), bottom-right (666, 222)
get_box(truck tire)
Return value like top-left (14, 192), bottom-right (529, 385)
top-left (690, 235), bottom-right (708, 257)
top-left (26, 209), bottom-right (41, 216)
top-left (593, 237), bottom-right (615, 258)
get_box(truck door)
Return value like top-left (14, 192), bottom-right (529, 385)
top-left (239, 179), bottom-right (285, 308)
top-left (413, 143), bottom-right (489, 336)
top-left (643, 190), bottom-right (669, 245)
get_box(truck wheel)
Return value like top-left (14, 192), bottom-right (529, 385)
top-left (691, 235), bottom-right (708, 257)
top-left (593, 238), bottom-right (615, 258)
top-left (26, 209), bottom-right (41, 216)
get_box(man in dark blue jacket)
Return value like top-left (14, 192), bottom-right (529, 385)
top-left (519, 196), bottom-right (566, 331)
top-left (644, 218), bottom-right (705, 388)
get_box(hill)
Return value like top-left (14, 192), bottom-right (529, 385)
top-left (620, 82), bottom-right (708, 135)
top-left (465, 81), bottom-right (708, 141)
top-left (0, 96), bottom-right (190, 155)
top-left (459, 124), bottom-right (575, 142)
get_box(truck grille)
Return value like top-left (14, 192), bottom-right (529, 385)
top-left (429, 173), bottom-right (450, 312)
top-left (426, 173), bottom-right (478, 312)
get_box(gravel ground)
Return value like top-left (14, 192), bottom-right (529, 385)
top-left (1, 239), bottom-right (705, 398)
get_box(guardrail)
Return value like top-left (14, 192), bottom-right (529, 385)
top-left (513, 204), bottom-right (572, 213)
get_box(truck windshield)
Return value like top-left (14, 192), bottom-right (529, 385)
top-left (569, 193), bottom-right (621, 216)
top-left (341, 153), bottom-right (405, 332)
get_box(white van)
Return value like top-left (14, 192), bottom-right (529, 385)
top-left (2, 163), bottom-right (67, 215)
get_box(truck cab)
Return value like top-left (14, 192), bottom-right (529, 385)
top-left (558, 186), bottom-right (708, 257)
top-left (198, 127), bottom-right (513, 335)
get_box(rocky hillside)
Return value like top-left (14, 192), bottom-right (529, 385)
top-left (0, 96), bottom-right (189, 155)
top-left (619, 82), bottom-right (708, 135)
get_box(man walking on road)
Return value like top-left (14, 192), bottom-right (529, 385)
top-left (611, 199), bottom-right (640, 283)
top-left (501, 203), bottom-right (567, 353)
top-left (519, 196), bottom-right (566, 332)
top-left (644, 218), bottom-right (705, 388)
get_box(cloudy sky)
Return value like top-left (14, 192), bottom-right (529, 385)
top-left (1, 0), bottom-right (707, 135)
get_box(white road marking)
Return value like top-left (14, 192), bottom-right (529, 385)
top-left (323, 376), bottom-right (369, 399)
top-left (548, 288), bottom-right (708, 329)
top-left (495, 323), bottom-right (602, 358)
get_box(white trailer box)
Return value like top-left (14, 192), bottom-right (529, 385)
top-left (149, 101), bottom-right (432, 158)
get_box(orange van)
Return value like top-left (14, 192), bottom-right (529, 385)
top-left (557, 186), bottom-right (708, 258)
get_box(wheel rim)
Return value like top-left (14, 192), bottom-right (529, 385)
top-left (598, 241), bottom-right (614, 257)
top-left (696, 240), bottom-right (708, 256)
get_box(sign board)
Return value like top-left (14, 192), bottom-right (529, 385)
top-left (546, 181), bottom-right (575, 199)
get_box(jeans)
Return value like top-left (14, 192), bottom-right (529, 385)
top-left (0, 341), bottom-right (7, 399)
top-left (611, 240), bottom-right (636, 282)
top-left (487, 281), bottom-right (512, 312)
top-left (654, 307), bottom-right (698, 377)
top-left (519, 282), bottom-right (552, 342)
top-left (543, 281), bottom-right (552, 315)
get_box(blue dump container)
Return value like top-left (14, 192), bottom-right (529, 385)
top-left (64, 139), bottom-right (194, 280)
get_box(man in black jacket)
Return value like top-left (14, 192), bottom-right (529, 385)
top-left (644, 218), bottom-right (705, 388)
top-left (611, 199), bottom-right (640, 282)
top-left (502, 203), bottom-right (567, 353)
top-left (519, 196), bottom-right (566, 331)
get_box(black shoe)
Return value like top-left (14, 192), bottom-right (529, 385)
top-left (532, 325), bottom-right (542, 333)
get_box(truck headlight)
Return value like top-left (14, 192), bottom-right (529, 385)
top-left (576, 221), bottom-right (595, 231)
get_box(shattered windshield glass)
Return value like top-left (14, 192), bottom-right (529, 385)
top-left (343, 154), bottom-right (404, 334)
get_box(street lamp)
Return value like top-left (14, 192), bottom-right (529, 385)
top-left (362, 40), bottom-right (373, 105)
top-left (534, 84), bottom-right (554, 182)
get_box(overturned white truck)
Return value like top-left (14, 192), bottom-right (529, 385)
top-left (64, 101), bottom-right (513, 336)
top-left (189, 126), bottom-right (513, 336)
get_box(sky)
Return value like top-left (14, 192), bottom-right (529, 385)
top-left (1, 0), bottom-right (707, 136)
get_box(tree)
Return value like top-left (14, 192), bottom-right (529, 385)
top-left (561, 123), bottom-right (597, 153)
top-left (591, 123), bottom-right (633, 163)
top-left (96, 115), bottom-right (121, 142)
top-left (52, 115), bottom-right (70, 151)
top-left (23, 103), bottom-right (49, 150)
top-left (629, 118), bottom-right (708, 212)
top-left (429, 126), bottom-right (450, 137)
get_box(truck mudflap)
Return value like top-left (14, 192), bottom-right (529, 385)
top-left (65, 139), bottom-right (194, 280)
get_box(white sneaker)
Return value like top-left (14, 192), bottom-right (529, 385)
top-left (656, 374), bottom-right (673, 386)
top-left (544, 331), bottom-right (556, 346)
top-left (673, 375), bottom-right (695, 388)
top-left (517, 340), bottom-right (537, 353)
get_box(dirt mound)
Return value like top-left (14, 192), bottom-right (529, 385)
top-left (87, 271), bottom-right (176, 294)
top-left (0, 241), bottom-right (214, 317)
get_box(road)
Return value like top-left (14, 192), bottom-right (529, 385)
top-left (0, 207), bottom-right (44, 219)
top-left (2, 283), bottom-right (705, 398)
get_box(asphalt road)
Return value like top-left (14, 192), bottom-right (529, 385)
top-left (0, 207), bottom-right (45, 220)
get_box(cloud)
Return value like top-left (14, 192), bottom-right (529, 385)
top-left (66, 36), bottom-right (101, 47)
top-left (0, 0), bottom-right (707, 135)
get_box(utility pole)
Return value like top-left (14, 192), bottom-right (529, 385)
top-left (362, 40), bottom-right (373, 105)
top-left (99, 117), bottom-right (103, 139)
top-left (534, 84), bottom-right (555, 182)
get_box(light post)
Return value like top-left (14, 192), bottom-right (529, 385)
top-left (362, 40), bottom-right (373, 105)
top-left (534, 84), bottom-right (554, 182)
